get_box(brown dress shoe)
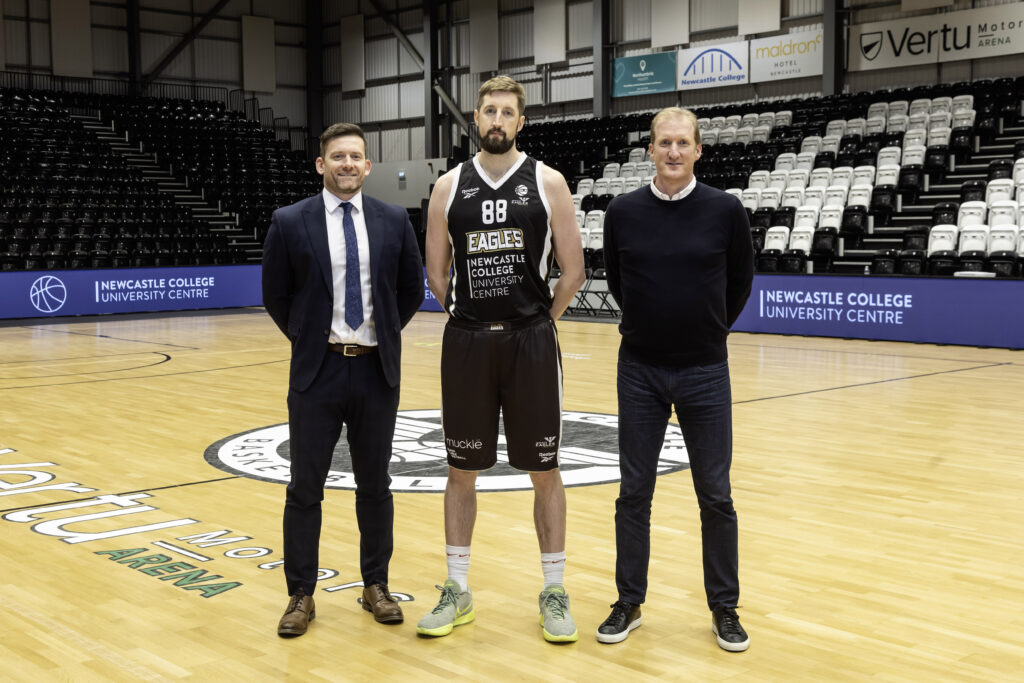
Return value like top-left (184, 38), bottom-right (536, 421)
top-left (278, 589), bottom-right (315, 636)
top-left (362, 583), bottom-right (403, 624)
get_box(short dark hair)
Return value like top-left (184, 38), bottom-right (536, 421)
top-left (319, 122), bottom-right (366, 158)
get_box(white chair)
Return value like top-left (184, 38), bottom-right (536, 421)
top-left (757, 112), bottom-right (775, 128)
top-left (751, 125), bottom-right (772, 143)
top-left (888, 100), bottom-right (909, 117)
top-left (989, 224), bottom-right (1020, 252)
top-left (903, 145), bottom-right (926, 166)
top-left (774, 110), bottom-right (793, 127)
top-left (823, 185), bottom-right (849, 207)
top-left (586, 227), bottom-right (605, 250)
top-left (803, 186), bottom-right (825, 208)
top-left (725, 188), bottom-right (744, 201)
top-left (927, 224), bottom-right (959, 255)
top-left (830, 167), bottom-right (854, 188)
top-left (819, 205), bottom-right (843, 229)
top-left (623, 177), bottom-right (643, 193)
top-left (876, 164), bottom-right (900, 187)
top-left (741, 188), bottom-right (762, 211)
top-left (853, 165), bottom-right (876, 186)
top-left (847, 184), bottom-right (873, 207)
top-left (957, 201), bottom-right (987, 227)
top-left (988, 201), bottom-right (1019, 227)
top-left (908, 111), bottom-right (929, 131)
top-left (725, 114), bottom-right (742, 129)
top-left (717, 127), bottom-right (737, 145)
top-left (584, 210), bottom-right (605, 232)
top-left (575, 210), bottom-right (586, 231)
top-left (697, 117), bottom-right (711, 131)
top-left (796, 152), bottom-right (816, 171)
top-left (986, 179), bottom-right (1015, 205)
top-left (607, 178), bottom-right (625, 196)
top-left (734, 127), bottom-right (753, 146)
top-left (801, 136), bottom-right (823, 155)
top-left (786, 169), bottom-right (810, 189)
top-left (710, 115), bottom-right (727, 128)
top-left (903, 129), bottom-right (927, 149)
top-left (931, 96), bottom-right (953, 115)
top-left (636, 161), bottom-right (654, 177)
top-left (641, 174), bottom-right (654, 185)
top-left (951, 94), bottom-right (974, 113)
top-left (865, 117), bottom-right (886, 135)
top-left (593, 177), bottom-right (612, 195)
top-left (928, 126), bottom-right (951, 147)
top-left (809, 168), bottom-right (833, 188)
top-left (769, 169), bottom-right (790, 189)
top-left (763, 226), bottom-right (790, 251)
top-left (782, 187), bottom-right (805, 208)
top-left (703, 129), bottom-right (719, 146)
top-left (928, 111), bottom-right (952, 131)
top-left (821, 135), bottom-right (841, 154)
top-left (958, 224), bottom-right (990, 254)
top-left (748, 170), bottom-right (770, 190)
top-left (602, 162), bottom-right (620, 178)
top-left (788, 226), bottom-right (815, 254)
top-left (775, 153), bottom-right (797, 171)
top-left (576, 178), bottom-right (594, 195)
top-left (826, 119), bottom-right (847, 137)
top-left (627, 147), bottom-right (646, 164)
top-left (618, 161), bottom-right (638, 178)
top-left (741, 113), bottom-right (759, 128)
top-left (877, 146), bottom-right (901, 167)
top-left (886, 114), bottom-right (908, 133)
top-left (846, 118), bottom-right (866, 137)
top-left (572, 194), bottom-right (583, 211)
top-left (1015, 158), bottom-right (1024, 185)
top-left (794, 205), bottom-right (819, 228)
top-left (909, 98), bottom-right (932, 116)
top-left (952, 110), bottom-right (976, 129)
top-left (867, 102), bottom-right (889, 120)
top-left (759, 187), bottom-right (782, 210)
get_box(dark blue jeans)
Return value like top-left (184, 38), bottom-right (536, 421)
top-left (615, 355), bottom-right (739, 611)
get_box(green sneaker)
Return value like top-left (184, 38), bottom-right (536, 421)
top-left (538, 584), bottom-right (579, 643)
top-left (416, 579), bottom-right (474, 636)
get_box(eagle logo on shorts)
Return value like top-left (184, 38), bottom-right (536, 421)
top-left (205, 410), bottom-right (690, 492)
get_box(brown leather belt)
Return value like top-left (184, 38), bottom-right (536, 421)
top-left (328, 343), bottom-right (377, 357)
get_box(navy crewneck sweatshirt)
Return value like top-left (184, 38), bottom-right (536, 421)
top-left (603, 182), bottom-right (755, 367)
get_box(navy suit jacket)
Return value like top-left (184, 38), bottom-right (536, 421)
top-left (261, 192), bottom-right (424, 392)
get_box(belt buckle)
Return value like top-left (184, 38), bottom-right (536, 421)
top-left (343, 344), bottom-right (359, 356)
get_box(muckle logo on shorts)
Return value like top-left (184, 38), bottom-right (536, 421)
top-left (204, 410), bottom-right (690, 492)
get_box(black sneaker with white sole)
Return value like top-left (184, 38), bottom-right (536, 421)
top-left (596, 601), bottom-right (642, 644)
top-left (711, 606), bottom-right (749, 652)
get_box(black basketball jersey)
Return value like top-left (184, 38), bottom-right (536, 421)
top-left (443, 153), bottom-right (555, 321)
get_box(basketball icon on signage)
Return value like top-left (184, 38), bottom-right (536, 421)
top-left (29, 275), bottom-right (68, 313)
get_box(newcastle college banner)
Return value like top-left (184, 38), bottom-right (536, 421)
top-left (849, 5), bottom-right (1024, 71)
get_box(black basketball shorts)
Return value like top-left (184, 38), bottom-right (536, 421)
top-left (440, 312), bottom-right (563, 472)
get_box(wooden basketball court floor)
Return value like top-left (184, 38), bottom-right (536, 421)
top-left (1, 308), bottom-right (1022, 681)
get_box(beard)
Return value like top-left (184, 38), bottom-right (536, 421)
top-left (480, 128), bottom-right (515, 154)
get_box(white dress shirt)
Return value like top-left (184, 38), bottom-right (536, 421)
top-left (322, 188), bottom-right (376, 346)
top-left (650, 176), bottom-right (697, 201)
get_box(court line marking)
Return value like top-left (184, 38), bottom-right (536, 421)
top-left (733, 362), bottom-right (1009, 404)
top-left (19, 325), bottom-right (201, 350)
top-left (0, 358), bottom-right (287, 391)
top-left (152, 540), bottom-right (212, 562)
top-left (0, 352), bottom-right (171, 380)
top-left (0, 350), bottom-right (178, 366)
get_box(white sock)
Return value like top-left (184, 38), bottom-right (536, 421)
top-left (541, 551), bottom-right (566, 588)
top-left (446, 545), bottom-right (471, 592)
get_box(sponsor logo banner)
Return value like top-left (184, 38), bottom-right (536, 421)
top-left (677, 40), bottom-right (749, 90)
top-left (750, 29), bottom-right (823, 83)
top-left (733, 274), bottom-right (1024, 349)
top-left (849, 5), bottom-right (1024, 71)
top-left (205, 410), bottom-right (691, 492)
top-left (612, 51), bottom-right (678, 98)
top-left (0, 265), bottom-right (261, 320)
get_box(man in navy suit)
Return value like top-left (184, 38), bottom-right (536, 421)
top-left (262, 122), bottom-right (424, 637)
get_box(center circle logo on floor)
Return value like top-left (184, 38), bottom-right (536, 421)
top-left (204, 410), bottom-right (689, 492)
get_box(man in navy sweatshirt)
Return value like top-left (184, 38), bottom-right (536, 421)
top-left (595, 107), bottom-right (755, 652)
